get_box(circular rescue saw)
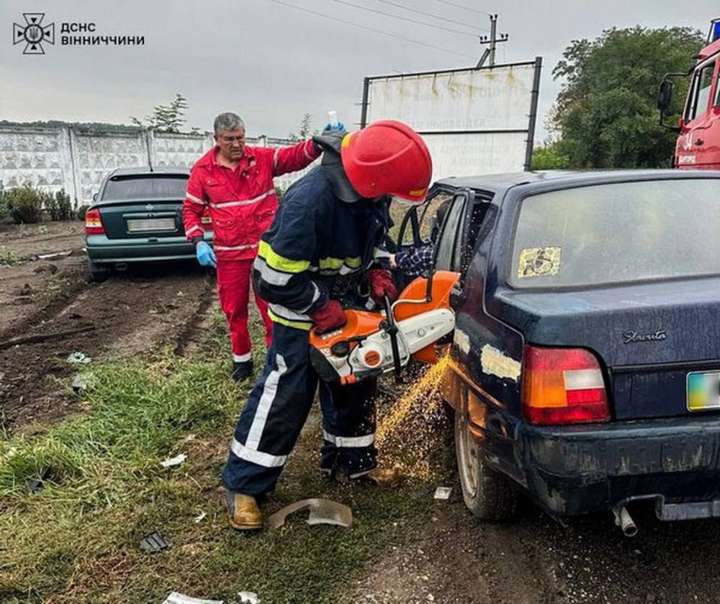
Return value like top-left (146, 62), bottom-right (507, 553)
top-left (309, 271), bottom-right (459, 385)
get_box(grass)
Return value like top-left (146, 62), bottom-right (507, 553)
top-left (0, 307), bottom-right (448, 603)
top-left (0, 246), bottom-right (18, 266)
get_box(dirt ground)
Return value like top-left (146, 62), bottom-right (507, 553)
top-left (0, 221), bottom-right (215, 431)
top-left (4, 223), bottom-right (720, 603)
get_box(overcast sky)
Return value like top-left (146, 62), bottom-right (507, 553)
top-left (1, 0), bottom-right (716, 142)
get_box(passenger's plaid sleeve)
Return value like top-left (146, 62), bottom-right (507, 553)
top-left (395, 245), bottom-right (434, 277)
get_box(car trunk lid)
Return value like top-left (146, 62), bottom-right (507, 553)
top-left (97, 200), bottom-right (183, 239)
top-left (491, 277), bottom-right (720, 420)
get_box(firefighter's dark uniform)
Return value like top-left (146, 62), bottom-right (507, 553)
top-left (222, 165), bottom-right (390, 496)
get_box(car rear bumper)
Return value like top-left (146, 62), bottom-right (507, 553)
top-left (86, 233), bottom-right (211, 264)
top-left (516, 415), bottom-right (720, 516)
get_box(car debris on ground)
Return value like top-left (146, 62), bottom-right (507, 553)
top-left (433, 487), bottom-right (452, 500)
top-left (162, 592), bottom-right (224, 604)
top-left (66, 351), bottom-right (92, 364)
top-left (160, 453), bottom-right (187, 469)
top-left (237, 592), bottom-right (260, 604)
top-left (267, 498), bottom-right (352, 529)
top-left (140, 531), bottom-right (170, 553)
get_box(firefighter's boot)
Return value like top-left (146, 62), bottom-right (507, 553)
top-left (354, 467), bottom-right (401, 488)
top-left (225, 490), bottom-right (262, 530)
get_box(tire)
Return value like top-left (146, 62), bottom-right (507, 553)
top-left (454, 408), bottom-right (519, 521)
top-left (87, 259), bottom-right (111, 283)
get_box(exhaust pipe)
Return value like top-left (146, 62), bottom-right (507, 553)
top-left (613, 505), bottom-right (638, 537)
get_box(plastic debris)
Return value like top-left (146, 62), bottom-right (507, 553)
top-left (194, 511), bottom-right (207, 523)
top-left (238, 592), bottom-right (260, 604)
top-left (71, 373), bottom-right (94, 394)
top-left (433, 487), bottom-right (452, 500)
top-left (162, 593), bottom-right (223, 604)
top-left (267, 498), bottom-right (352, 530)
top-left (66, 352), bottom-right (92, 364)
top-left (37, 250), bottom-right (72, 260)
top-left (160, 453), bottom-right (187, 469)
top-left (139, 531), bottom-right (169, 553)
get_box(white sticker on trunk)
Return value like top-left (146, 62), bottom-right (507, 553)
top-left (481, 345), bottom-right (521, 382)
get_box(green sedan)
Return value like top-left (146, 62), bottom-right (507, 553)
top-left (85, 167), bottom-right (213, 282)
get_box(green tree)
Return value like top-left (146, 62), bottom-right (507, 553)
top-left (288, 113), bottom-right (315, 142)
top-left (130, 93), bottom-right (188, 133)
top-left (551, 27), bottom-right (704, 168)
top-left (531, 141), bottom-right (570, 170)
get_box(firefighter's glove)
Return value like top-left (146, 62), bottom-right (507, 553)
top-left (322, 121), bottom-right (346, 134)
top-left (195, 241), bottom-right (217, 268)
top-left (367, 269), bottom-right (398, 304)
top-left (311, 299), bottom-right (347, 334)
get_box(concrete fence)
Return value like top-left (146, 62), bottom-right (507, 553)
top-left (0, 124), bottom-right (312, 205)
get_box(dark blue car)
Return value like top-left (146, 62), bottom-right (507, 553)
top-left (398, 170), bottom-right (720, 534)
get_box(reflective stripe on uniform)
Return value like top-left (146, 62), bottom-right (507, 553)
top-left (254, 256), bottom-right (293, 286)
top-left (186, 192), bottom-right (205, 205)
top-left (258, 240), bottom-right (310, 273)
top-left (273, 148), bottom-right (280, 170)
top-left (318, 256), bottom-right (362, 275)
top-left (246, 355), bottom-right (287, 450)
top-left (209, 189), bottom-right (275, 210)
top-left (233, 352), bottom-right (252, 363)
top-left (268, 308), bottom-right (312, 330)
top-left (186, 224), bottom-right (203, 237)
top-left (231, 438), bottom-right (287, 468)
top-left (214, 243), bottom-right (258, 251)
top-left (322, 430), bottom-right (375, 448)
top-left (303, 139), bottom-right (314, 161)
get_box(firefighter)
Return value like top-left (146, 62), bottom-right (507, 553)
top-left (183, 112), bottom-right (328, 381)
top-left (221, 120), bottom-right (433, 530)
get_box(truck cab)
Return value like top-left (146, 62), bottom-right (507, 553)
top-left (661, 19), bottom-right (720, 169)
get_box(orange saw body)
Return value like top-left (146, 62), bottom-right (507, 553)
top-left (309, 271), bottom-right (459, 384)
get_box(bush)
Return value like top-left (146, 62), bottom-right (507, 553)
top-left (75, 204), bottom-right (90, 221)
top-left (46, 189), bottom-right (74, 221)
top-left (0, 193), bottom-right (8, 222)
top-left (5, 186), bottom-right (44, 224)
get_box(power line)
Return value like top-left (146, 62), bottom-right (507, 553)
top-left (374, 0), bottom-right (487, 32)
top-left (434, 0), bottom-right (493, 17)
top-left (333, 0), bottom-right (480, 39)
top-left (267, 0), bottom-right (476, 59)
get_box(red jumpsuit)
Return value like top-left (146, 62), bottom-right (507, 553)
top-left (183, 139), bottom-right (320, 362)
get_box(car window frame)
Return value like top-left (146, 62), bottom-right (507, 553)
top-left (685, 57), bottom-right (717, 123)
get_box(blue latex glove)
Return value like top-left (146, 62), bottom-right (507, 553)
top-left (322, 121), bottom-right (346, 134)
top-left (196, 241), bottom-right (216, 268)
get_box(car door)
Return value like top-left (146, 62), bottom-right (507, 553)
top-left (678, 56), bottom-right (719, 168)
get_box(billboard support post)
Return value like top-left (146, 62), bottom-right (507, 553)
top-left (524, 56), bottom-right (543, 171)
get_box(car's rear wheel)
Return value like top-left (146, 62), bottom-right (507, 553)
top-left (454, 409), bottom-right (519, 521)
top-left (87, 259), bottom-right (111, 283)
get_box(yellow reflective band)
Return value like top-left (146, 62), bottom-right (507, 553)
top-left (258, 240), bottom-right (310, 273)
top-left (318, 256), bottom-right (362, 271)
top-left (268, 309), bottom-right (312, 331)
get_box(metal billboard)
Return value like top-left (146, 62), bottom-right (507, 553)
top-left (360, 58), bottom-right (542, 180)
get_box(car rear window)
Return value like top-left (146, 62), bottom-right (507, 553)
top-left (102, 175), bottom-right (188, 200)
top-left (510, 179), bottom-right (720, 288)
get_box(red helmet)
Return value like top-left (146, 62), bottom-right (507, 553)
top-left (341, 120), bottom-right (432, 203)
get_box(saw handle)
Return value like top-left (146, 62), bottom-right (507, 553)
top-left (383, 296), bottom-right (403, 382)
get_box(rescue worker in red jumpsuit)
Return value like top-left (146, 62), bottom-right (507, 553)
top-left (183, 112), bottom-right (323, 381)
top-left (222, 120), bottom-right (433, 530)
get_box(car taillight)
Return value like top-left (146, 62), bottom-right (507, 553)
top-left (85, 208), bottom-right (105, 235)
top-left (522, 345), bottom-right (610, 426)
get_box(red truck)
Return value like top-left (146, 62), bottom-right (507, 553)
top-left (658, 18), bottom-right (720, 168)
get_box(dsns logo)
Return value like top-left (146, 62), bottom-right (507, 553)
top-left (13, 13), bottom-right (55, 54)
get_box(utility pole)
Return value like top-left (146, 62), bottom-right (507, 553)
top-left (476, 14), bottom-right (508, 68)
